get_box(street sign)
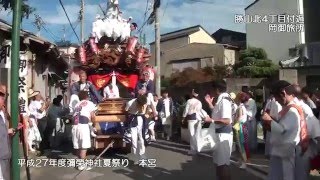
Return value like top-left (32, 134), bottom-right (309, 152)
top-left (0, 40), bottom-right (12, 68)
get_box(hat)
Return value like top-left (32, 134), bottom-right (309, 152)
top-left (28, 89), bottom-right (40, 98)
top-left (229, 92), bottom-right (236, 100)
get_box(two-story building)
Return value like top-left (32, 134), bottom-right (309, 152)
top-left (0, 19), bottom-right (68, 107)
top-left (149, 25), bottom-right (240, 78)
top-left (245, 0), bottom-right (320, 87)
top-left (212, 28), bottom-right (246, 50)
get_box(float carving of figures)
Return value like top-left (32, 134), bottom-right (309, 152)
top-left (106, 0), bottom-right (119, 19)
top-left (92, 0), bottom-right (132, 42)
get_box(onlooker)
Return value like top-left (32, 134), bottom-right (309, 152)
top-left (233, 92), bottom-right (251, 169)
top-left (205, 79), bottom-right (233, 180)
top-left (301, 87), bottom-right (317, 111)
top-left (157, 90), bottom-right (174, 141)
top-left (72, 91), bottom-right (97, 171)
top-left (0, 87), bottom-right (15, 180)
top-left (28, 89), bottom-right (49, 153)
top-left (47, 98), bottom-right (69, 148)
top-left (245, 91), bottom-right (258, 152)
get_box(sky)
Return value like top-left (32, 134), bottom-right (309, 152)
top-left (0, 0), bottom-right (255, 45)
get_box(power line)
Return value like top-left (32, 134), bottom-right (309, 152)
top-left (138, 0), bottom-right (153, 34)
top-left (162, 0), bottom-right (168, 17)
top-left (58, 0), bottom-right (81, 44)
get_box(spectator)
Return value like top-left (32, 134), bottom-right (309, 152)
top-left (0, 86), bottom-right (15, 180)
top-left (157, 90), bottom-right (174, 141)
top-left (301, 87), bottom-right (317, 113)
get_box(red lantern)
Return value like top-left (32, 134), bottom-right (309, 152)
top-left (79, 46), bottom-right (86, 64)
top-left (136, 48), bottom-right (145, 63)
top-left (126, 37), bottom-right (138, 54)
top-left (89, 37), bottom-right (99, 54)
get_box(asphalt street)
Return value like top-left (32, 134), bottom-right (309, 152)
top-left (20, 140), bottom-right (265, 180)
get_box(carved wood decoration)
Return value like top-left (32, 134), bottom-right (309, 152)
top-left (75, 37), bottom-right (151, 70)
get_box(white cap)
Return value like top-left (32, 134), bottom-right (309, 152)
top-left (129, 16), bottom-right (132, 19)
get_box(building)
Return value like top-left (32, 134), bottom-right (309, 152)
top-left (212, 28), bottom-right (246, 50)
top-left (164, 43), bottom-right (239, 76)
top-left (245, 0), bottom-right (320, 88)
top-left (149, 25), bottom-right (239, 78)
top-left (0, 19), bottom-right (68, 108)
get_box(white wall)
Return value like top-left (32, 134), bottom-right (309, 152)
top-left (246, 0), bottom-right (302, 63)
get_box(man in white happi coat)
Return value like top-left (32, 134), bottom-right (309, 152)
top-left (182, 88), bottom-right (203, 156)
top-left (262, 80), bottom-right (308, 180)
top-left (263, 96), bottom-right (282, 157)
top-left (292, 85), bottom-right (320, 180)
top-left (204, 80), bottom-right (233, 180)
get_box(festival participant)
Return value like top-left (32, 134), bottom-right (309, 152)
top-left (70, 70), bottom-right (104, 104)
top-left (233, 92), bottom-right (250, 169)
top-left (292, 84), bottom-right (320, 180)
top-left (182, 88), bottom-right (203, 155)
top-left (262, 95), bottom-right (282, 158)
top-left (147, 94), bottom-right (159, 141)
top-left (204, 80), bottom-right (233, 180)
top-left (72, 91), bottom-right (97, 171)
top-left (130, 23), bottom-right (138, 37)
top-left (126, 95), bottom-right (156, 164)
top-left (134, 70), bottom-right (154, 98)
top-left (262, 80), bottom-right (308, 180)
top-left (103, 83), bottom-right (120, 98)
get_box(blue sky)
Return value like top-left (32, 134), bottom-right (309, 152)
top-left (1, 0), bottom-right (255, 45)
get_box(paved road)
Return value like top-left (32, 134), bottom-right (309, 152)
top-left (20, 140), bottom-right (264, 180)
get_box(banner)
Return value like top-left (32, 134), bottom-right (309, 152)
top-left (88, 72), bottom-right (139, 91)
top-left (18, 52), bottom-right (29, 115)
top-left (0, 40), bottom-right (11, 68)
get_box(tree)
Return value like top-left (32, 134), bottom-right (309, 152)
top-left (235, 47), bottom-right (278, 78)
top-left (170, 67), bottom-right (214, 87)
top-left (1, 0), bottom-right (36, 19)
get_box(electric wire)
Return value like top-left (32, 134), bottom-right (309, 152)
top-left (58, 0), bottom-right (81, 44)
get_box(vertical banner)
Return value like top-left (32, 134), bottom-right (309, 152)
top-left (19, 52), bottom-right (29, 157)
top-left (0, 40), bottom-right (12, 68)
top-left (18, 52), bottom-right (28, 114)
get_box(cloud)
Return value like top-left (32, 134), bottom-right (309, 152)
top-left (1, 0), bottom-right (254, 45)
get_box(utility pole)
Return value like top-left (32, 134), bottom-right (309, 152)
top-left (154, 0), bottom-right (161, 96)
top-left (11, 0), bottom-right (22, 179)
top-left (80, 0), bottom-right (85, 43)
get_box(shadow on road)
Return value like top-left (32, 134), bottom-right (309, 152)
top-left (112, 155), bottom-right (216, 180)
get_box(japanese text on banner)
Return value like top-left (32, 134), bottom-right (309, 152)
top-left (19, 52), bottom-right (28, 115)
top-left (0, 40), bottom-right (11, 69)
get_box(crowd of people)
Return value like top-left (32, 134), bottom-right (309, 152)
top-left (2, 67), bottom-right (320, 179)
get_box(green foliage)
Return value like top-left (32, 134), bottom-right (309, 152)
top-left (236, 47), bottom-right (278, 78)
top-left (0, 0), bottom-right (35, 19)
top-left (239, 46), bottom-right (268, 61)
